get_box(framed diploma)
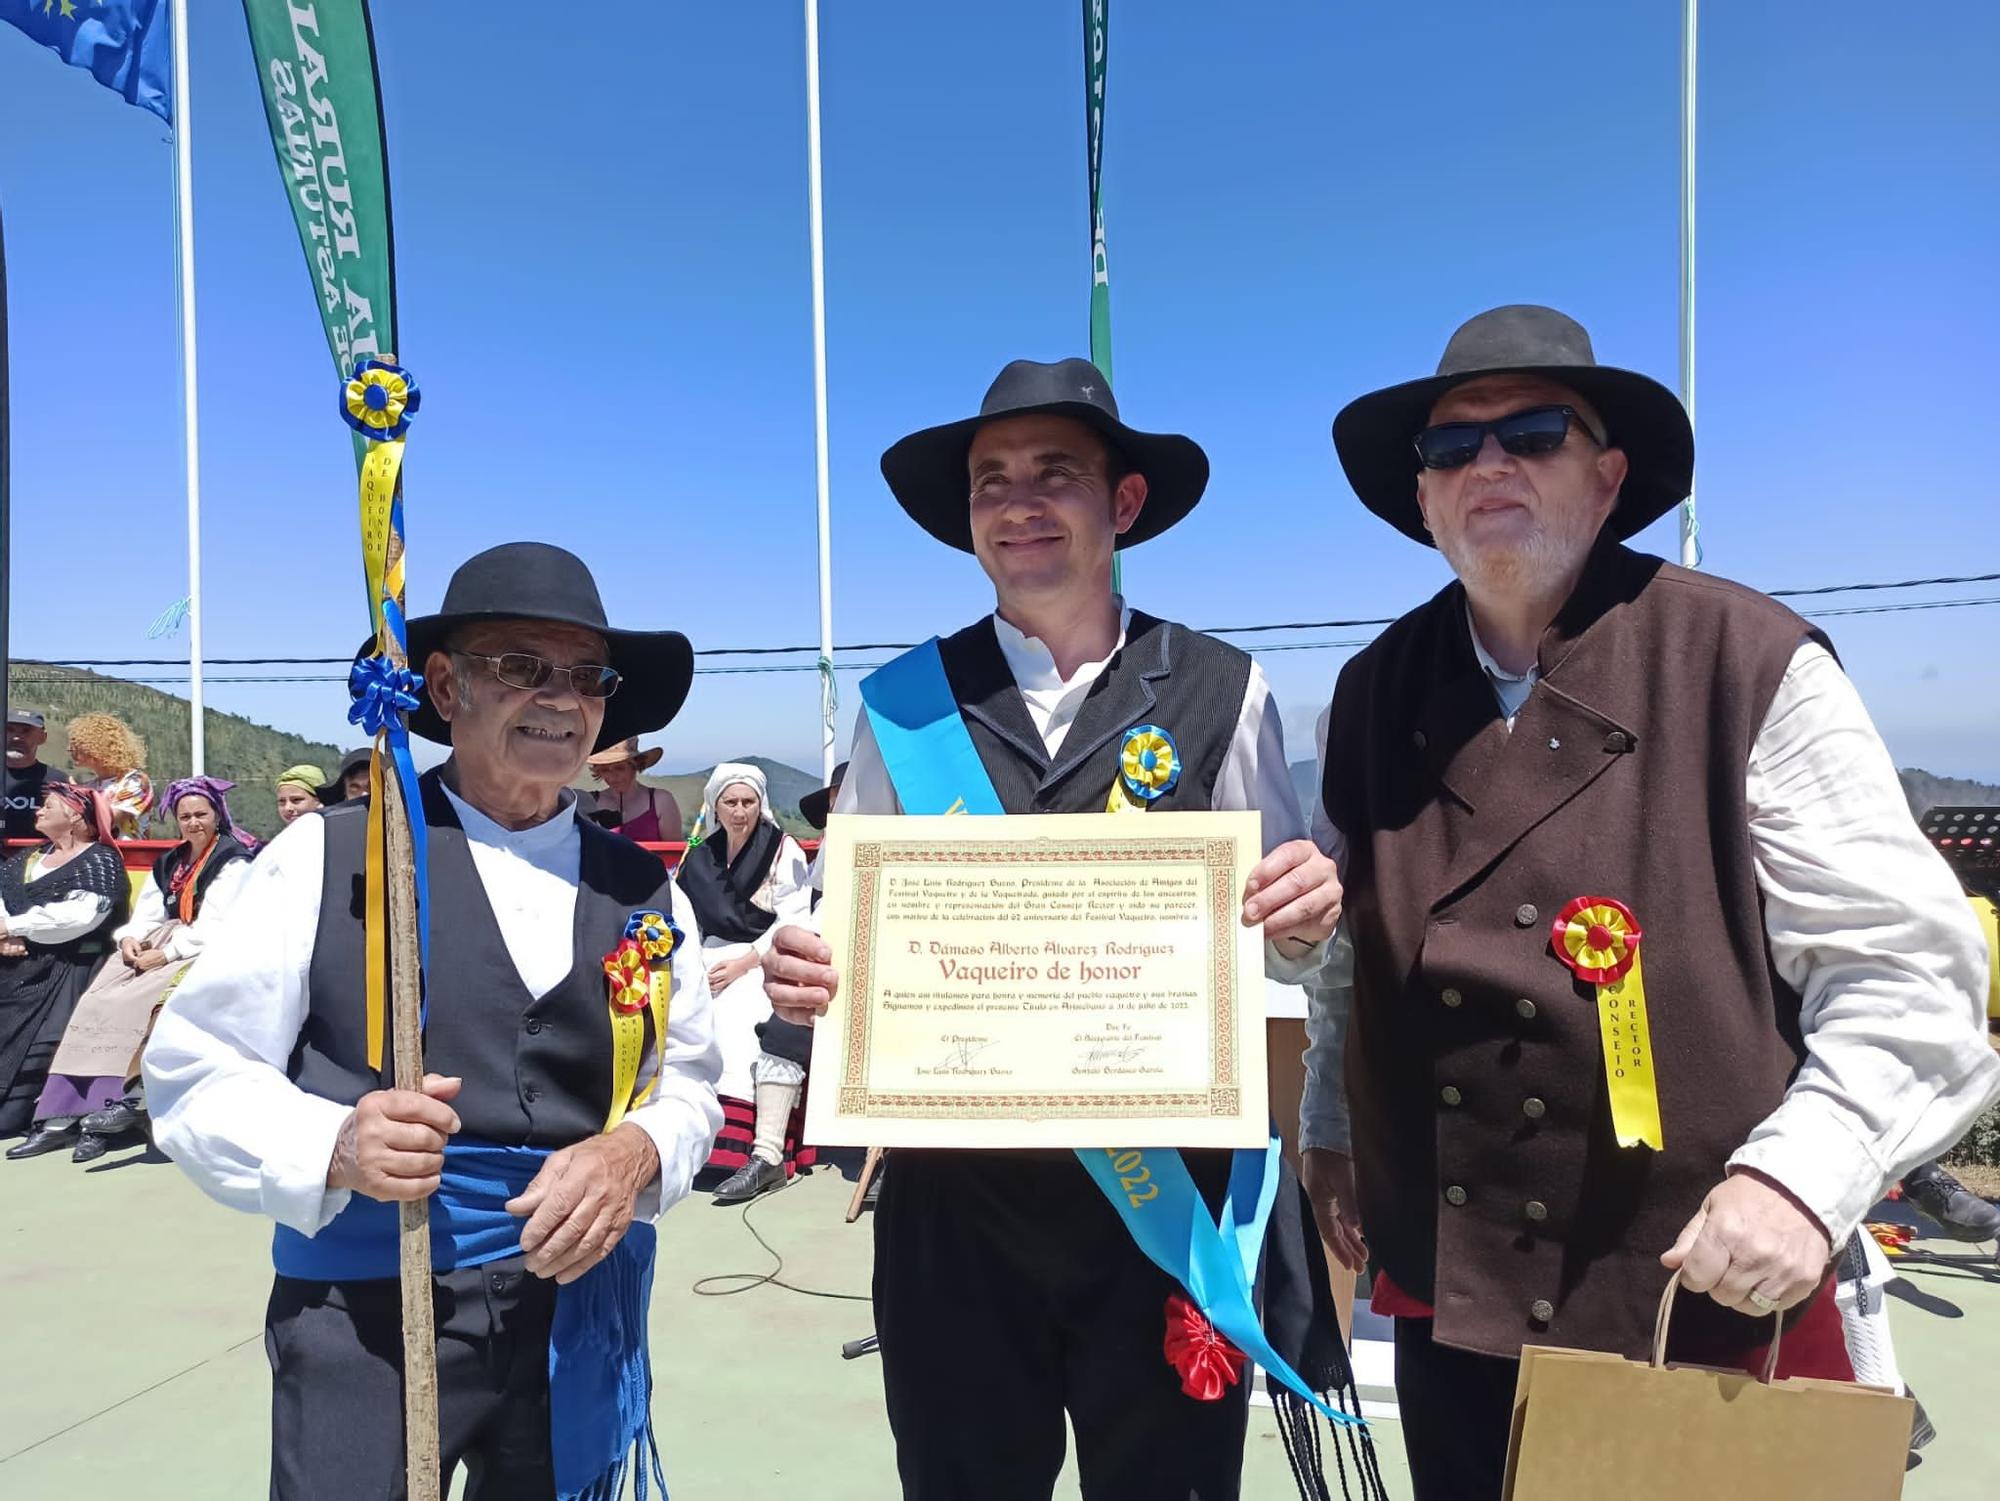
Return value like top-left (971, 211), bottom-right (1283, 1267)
top-left (804, 811), bottom-right (1269, 1149)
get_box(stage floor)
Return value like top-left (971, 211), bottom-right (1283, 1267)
top-left (2, 1144), bottom-right (1994, 1498)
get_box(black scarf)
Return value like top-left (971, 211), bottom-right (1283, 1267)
top-left (0, 841), bottom-right (129, 949)
top-left (675, 820), bottom-right (783, 945)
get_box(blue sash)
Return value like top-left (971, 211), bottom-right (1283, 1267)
top-left (859, 640), bottom-right (1360, 1426)
top-left (273, 1141), bottom-right (667, 1501)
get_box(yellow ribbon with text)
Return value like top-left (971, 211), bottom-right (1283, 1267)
top-left (1552, 897), bottom-right (1664, 1151)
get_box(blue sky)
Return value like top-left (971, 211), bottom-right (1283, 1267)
top-left (2, 1), bottom-right (1996, 782)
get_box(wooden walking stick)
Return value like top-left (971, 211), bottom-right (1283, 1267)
top-left (344, 359), bottom-right (439, 1501)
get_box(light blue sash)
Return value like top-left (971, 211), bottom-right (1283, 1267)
top-left (859, 640), bottom-right (1359, 1425)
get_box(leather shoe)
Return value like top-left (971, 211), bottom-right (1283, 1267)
top-left (80, 1100), bottom-right (142, 1136)
top-left (6, 1123), bottom-right (80, 1160)
top-left (712, 1157), bottom-right (787, 1206)
top-left (1903, 1161), bottom-right (2000, 1243)
top-left (71, 1131), bottom-right (114, 1164)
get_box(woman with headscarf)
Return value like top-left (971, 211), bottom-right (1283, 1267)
top-left (274, 764), bottom-right (326, 825)
top-left (673, 762), bottom-right (812, 1202)
top-left (0, 786), bottom-right (129, 1147)
top-left (64, 713), bottom-right (153, 838)
top-left (22, 777), bottom-right (257, 1161)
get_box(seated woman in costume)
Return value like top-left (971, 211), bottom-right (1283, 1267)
top-left (65, 713), bottom-right (153, 838)
top-left (21, 778), bottom-right (257, 1162)
top-left (0, 787), bottom-right (129, 1149)
top-left (585, 736), bottom-right (684, 841)
top-left (274, 764), bottom-right (326, 825)
top-left (673, 763), bottom-right (812, 1202)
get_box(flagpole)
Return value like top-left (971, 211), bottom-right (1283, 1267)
top-left (1, 195), bottom-right (12, 743)
top-left (805, 0), bottom-right (836, 782)
top-left (1678, 0), bottom-right (1700, 568)
top-left (170, 0), bottom-right (206, 772)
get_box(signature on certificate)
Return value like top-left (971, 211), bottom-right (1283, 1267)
top-left (936, 1036), bottom-right (998, 1070)
top-left (1079, 1043), bottom-right (1152, 1066)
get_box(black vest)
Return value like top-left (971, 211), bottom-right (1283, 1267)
top-left (935, 611), bottom-right (1252, 816)
top-left (290, 773), bottom-right (679, 1146)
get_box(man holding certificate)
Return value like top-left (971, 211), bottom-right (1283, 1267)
top-left (763, 359), bottom-right (1355, 1501)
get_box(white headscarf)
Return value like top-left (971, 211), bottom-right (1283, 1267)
top-left (699, 762), bottom-right (777, 833)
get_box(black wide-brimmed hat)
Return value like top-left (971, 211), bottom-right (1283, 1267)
top-left (798, 760), bottom-right (849, 831)
top-left (364, 542), bottom-right (694, 751)
top-left (316, 747), bottom-right (375, 805)
top-left (880, 358), bottom-right (1209, 553)
top-left (1332, 305), bottom-right (1694, 546)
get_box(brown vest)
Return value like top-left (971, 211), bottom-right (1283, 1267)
top-left (1323, 544), bottom-right (1829, 1360)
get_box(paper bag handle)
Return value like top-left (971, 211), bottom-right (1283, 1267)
top-left (1651, 1274), bottom-right (1783, 1383)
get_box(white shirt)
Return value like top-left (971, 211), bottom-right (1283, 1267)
top-left (115, 856), bottom-right (254, 961)
top-left (1, 851), bottom-right (115, 943)
top-left (830, 604), bottom-right (1324, 987)
top-left (1299, 637), bottom-right (2000, 1250)
top-left (144, 785), bottom-right (723, 1238)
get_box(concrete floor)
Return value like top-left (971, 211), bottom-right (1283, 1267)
top-left (1, 1145), bottom-right (1994, 1498)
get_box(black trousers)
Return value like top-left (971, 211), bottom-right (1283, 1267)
top-left (874, 1151), bottom-right (1250, 1501)
top-left (265, 1257), bottom-right (556, 1501)
top-left (1391, 1317), bottom-right (1521, 1501)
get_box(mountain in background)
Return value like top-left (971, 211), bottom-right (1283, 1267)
top-left (9, 663), bottom-right (344, 838)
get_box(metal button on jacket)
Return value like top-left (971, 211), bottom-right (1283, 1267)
top-left (1440, 1086), bottom-right (1463, 1107)
top-left (1530, 1299), bottom-right (1555, 1324)
top-left (1514, 997), bottom-right (1538, 1020)
top-left (1413, 730), bottom-right (1428, 750)
top-left (1604, 730), bottom-right (1633, 753)
top-left (525, 1018), bottom-right (544, 1035)
top-left (1444, 1185), bottom-right (1469, 1207)
top-left (1514, 903), bottom-right (1539, 927)
top-left (1522, 1096), bottom-right (1548, 1120)
top-left (1441, 987), bottom-right (1463, 1008)
top-left (1525, 1200), bottom-right (1549, 1223)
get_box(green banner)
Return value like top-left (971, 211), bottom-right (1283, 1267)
top-left (1082, 0), bottom-right (1111, 382)
top-left (241, 0), bottom-right (396, 425)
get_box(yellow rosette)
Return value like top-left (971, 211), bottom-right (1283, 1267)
top-left (1106, 724), bottom-right (1179, 814)
top-left (601, 910), bottom-right (679, 1132)
top-left (1552, 896), bottom-right (1664, 1150)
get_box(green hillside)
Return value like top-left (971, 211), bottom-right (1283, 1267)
top-left (8, 662), bottom-right (346, 840)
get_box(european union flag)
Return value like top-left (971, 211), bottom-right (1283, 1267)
top-left (1, 0), bottom-right (172, 123)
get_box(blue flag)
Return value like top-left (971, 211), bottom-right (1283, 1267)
top-left (1, 0), bottom-right (172, 122)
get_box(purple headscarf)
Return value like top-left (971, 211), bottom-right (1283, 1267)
top-left (162, 776), bottom-right (258, 851)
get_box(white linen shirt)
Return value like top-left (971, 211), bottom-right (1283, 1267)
top-left (828, 603), bottom-right (1325, 987)
top-left (1299, 637), bottom-right (2000, 1249)
top-left (115, 858), bottom-right (254, 961)
top-left (144, 785), bottom-right (723, 1238)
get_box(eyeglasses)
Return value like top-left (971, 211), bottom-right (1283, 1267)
top-left (453, 650), bottom-right (622, 699)
top-left (1413, 405), bottom-right (1603, 471)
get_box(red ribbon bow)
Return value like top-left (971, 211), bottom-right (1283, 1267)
top-left (1162, 1293), bottom-right (1246, 1401)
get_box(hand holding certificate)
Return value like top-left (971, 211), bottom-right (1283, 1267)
top-left (803, 811), bottom-right (1270, 1149)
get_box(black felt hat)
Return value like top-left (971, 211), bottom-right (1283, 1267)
top-left (366, 542), bottom-right (694, 751)
top-left (880, 358), bottom-right (1208, 553)
top-left (1332, 305), bottom-right (1694, 546)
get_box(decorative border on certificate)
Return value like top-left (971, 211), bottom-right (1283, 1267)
top-left (835, 835), bottom-right (1242, 1120)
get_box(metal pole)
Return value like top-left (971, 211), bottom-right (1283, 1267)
top-left (805, 0), bottom-right (837, 781)
top-left (1678, 0), bottom-right (1700, 568)
top-left (171, 0), bottom-right (206, 770)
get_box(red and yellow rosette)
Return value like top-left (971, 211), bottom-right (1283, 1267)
top-left (1551, 896), bottom-right (1664, 1151)
top-left (601, 909), bottom-right (679, 1132)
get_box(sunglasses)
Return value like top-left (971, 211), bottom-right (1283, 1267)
top-left (1413, 405), bottom-right (1603, 471)
top-left (453, 650), bottom-right (622, 699)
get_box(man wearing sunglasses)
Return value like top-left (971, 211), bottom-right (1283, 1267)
top-left (145, 542), bottom-right (724, 1499)
top-left (1302, 305), bottom-right (1997, 1496)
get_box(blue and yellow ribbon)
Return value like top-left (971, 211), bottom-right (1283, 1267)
top-left (344, 354), bottom-right (431, 1070)
top-left (1106, 723), bottom-right (1179, 814)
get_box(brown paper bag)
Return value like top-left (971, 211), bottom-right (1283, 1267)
top-left (1502, 1276), bottom-right (1914, 1500)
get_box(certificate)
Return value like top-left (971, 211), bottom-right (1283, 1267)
top-left (804, 811), bottom-right (1269, 1149)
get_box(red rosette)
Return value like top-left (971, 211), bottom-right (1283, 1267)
top-left (1161, 1293), bottom-right (1246, 1401)
top-left (603, 939), bottom-right (652, 1014)
top-left (1549, 895), bottom-right (1643, 984)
